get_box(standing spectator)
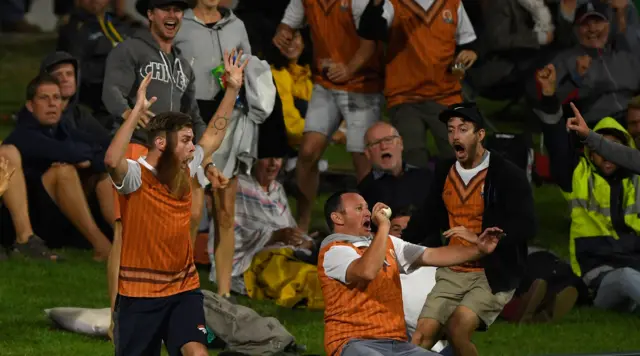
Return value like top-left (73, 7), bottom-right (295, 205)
top-left (272, 0), bottom-right (394, 232)
top-left (57, 0), bottom-right (133, 115)
top-left (358, 121), bottom-right (432, 216)
top-left (0, 0), bottom-right (41, 33)
top-left (102, 0), bottom-right (208, 333)
top-left (3, 74), bottom-right (113, 260)
top-left (543, 103), bottom-right (640, 313)
top-left (385, 0), bottom-right (477, 167)
top-left (174, 0), bottom-right (251, 299)
top-left (532, 0), bottom-right (640, 125)
top-left (406, 103), bottom-right (536, 355)
top-left (318, 190), bottom-right (501, 356)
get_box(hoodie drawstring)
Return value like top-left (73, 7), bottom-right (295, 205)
top-left (98, 14), bottom-right (124, 47)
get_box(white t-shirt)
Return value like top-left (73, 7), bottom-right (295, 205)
top-left (412, 0), bottom-right (477, 45)
top-left (322, 235), bottom-right (426, 283)
top-left (455, 151), bottom-right (490, 185)
top-left (282, 0), bottom-right (395, 30)
top-left (112, 145), bottom-right (205, 194)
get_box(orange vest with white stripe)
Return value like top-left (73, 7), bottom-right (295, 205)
top-left (385, 0), bottom-right (463, 107)
top-left (119, 165), bottom-right (199, 298)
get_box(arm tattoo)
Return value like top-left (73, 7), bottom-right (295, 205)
top-left (210, 115), bottom-right (229, 132)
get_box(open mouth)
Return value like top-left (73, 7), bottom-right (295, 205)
top-left (381, 152), bottom-right (392, 160)
top-left (363, 220), bottom-right (371, 231)
top-left (453, 144), bottom-right (465, 154)
top-left (164, 20), bottom-right (177, 31)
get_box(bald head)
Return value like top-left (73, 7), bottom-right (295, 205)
top-left (365, 122), bottom-right (399, 144)
top-left (364, 121), bottom-right (403, 176)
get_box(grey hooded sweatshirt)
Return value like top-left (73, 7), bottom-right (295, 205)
top-left (174, 8), bottom-right (251, 102)
top-left (102, 28), bottom-right (206, 145)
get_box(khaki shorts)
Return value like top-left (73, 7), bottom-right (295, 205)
top-left (419, 267), bottom-right (514, 328)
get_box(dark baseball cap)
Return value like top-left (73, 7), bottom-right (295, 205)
top-left (438, 102), bottom-right (485, 129)
top-left (575, 1), bottom-right (608, 24)
top-left (148, 0), bottom-right (189, 10)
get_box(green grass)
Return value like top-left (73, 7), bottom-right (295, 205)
top-left (1, 38), bottom-right (640, 356)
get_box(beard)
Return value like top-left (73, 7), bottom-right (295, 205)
top-left (156, 134), bottom-right (190, 199)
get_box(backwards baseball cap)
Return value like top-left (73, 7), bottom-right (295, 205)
top-left (438, 102), bottom-right (485, 129)
top-left (575, 1), bottom-right (608, 25)
top-left (147, 0), bottom-right (189, 10)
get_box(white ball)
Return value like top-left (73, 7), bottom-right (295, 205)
top-left (382, 207), bottom-right (392, 219)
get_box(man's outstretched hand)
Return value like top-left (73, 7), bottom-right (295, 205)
top-left (477, 227), bottom-right (503, 255)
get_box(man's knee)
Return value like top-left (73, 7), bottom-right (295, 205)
top-left (414, 318), bottom-right (442, 348)
top-left (0, 144), bottom-right (21, 164)
top-left (181, 342), bottom-right (208, 356)
top-left (446, 306), bottom-right (479, 341)
top-left (43, 164), bottom-right (80, 189)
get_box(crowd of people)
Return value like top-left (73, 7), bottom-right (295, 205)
top-left (1, 0), bottom-right (640, 355)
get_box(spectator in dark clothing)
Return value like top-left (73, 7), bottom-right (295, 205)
top-left (358, 122), bottom-right (432, 218)
top-left (57, 0), bottom-right (133, 116)
top-left (0, 144), bottom-right (62, 261)
top-left (532, 0), bottom-right (640, 126)
top-left (2, 74), bottom-right (113, 261)
top-left (466, 0), bottom-right (573, 99)
top-left (40, 51), bottom-right (111, 147)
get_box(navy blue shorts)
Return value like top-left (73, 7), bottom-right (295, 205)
top-left (114, 289), bottom-right (208, 356)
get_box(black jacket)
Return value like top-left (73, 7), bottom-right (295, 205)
top-left (57, 9), bottom-right (133, 111)
top-left (402, 152), bottom-right (537, 293)
top-left (3, 108), bottom-right (107, 179)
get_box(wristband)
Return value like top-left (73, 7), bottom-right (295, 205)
top-left (204, 162), bottom-right (215, 172)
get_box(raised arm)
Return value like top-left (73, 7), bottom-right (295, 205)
top-left (344, 203), bottom-right (392, 282)
top-left (104, 73), bottom-right (157, 185)
top-left (197, 49), bottom-right (248, 158)
top-left (417, 227), bottom-right (502, 267)
top-left (568, 102), bottom-right (640, 174)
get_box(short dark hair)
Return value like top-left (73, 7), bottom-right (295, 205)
top-left (26, 73), bottom-right (60, 101)
top-left (391, 205), bottom-right (415, 220)
top-left (146, 112), bottom-right (193, 146)
top-left (323, 189), bottom-right (359, 232)
top-left (628, 96), bottom-right (640, 111)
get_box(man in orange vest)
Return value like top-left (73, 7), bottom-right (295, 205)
top-left (272, 0), bottom-right (393, 232)
top-left (384, 0), bottom-right (478, 168)
top-left (318, 190), bottom-right (501, 356)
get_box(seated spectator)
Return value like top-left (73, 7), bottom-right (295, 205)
top-left (3, 74), bottom-right (113, 261)
top-left (532, 0), bottom-right (640, 126)
top-left (358, 121), bottom-right (432, 217)
top-left (499, 245), bottom-right (588, 323)
top-left (542, 106), bottom-right (640, 313)
top-left (57, 0), bottom-right (133, 114)
top-left (318, 190), bottom-right (501, 356)
top-left (207, 156), bottom-right (322, 308)
top-left (0, 144), bottom-right (62, 261)
top-left (40, 51), bottom-right (111, 147)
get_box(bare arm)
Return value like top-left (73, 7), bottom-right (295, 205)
top-left (197, 50), bottom-right (248, 158)
top-left (104, 73), bottom-right (156, 184)
top-left (347, 38), bottom-right (377, 75)
top-left (344, 203), bottom-right (391, 283)
top-left (418, 244), bottom-right (483, 267)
